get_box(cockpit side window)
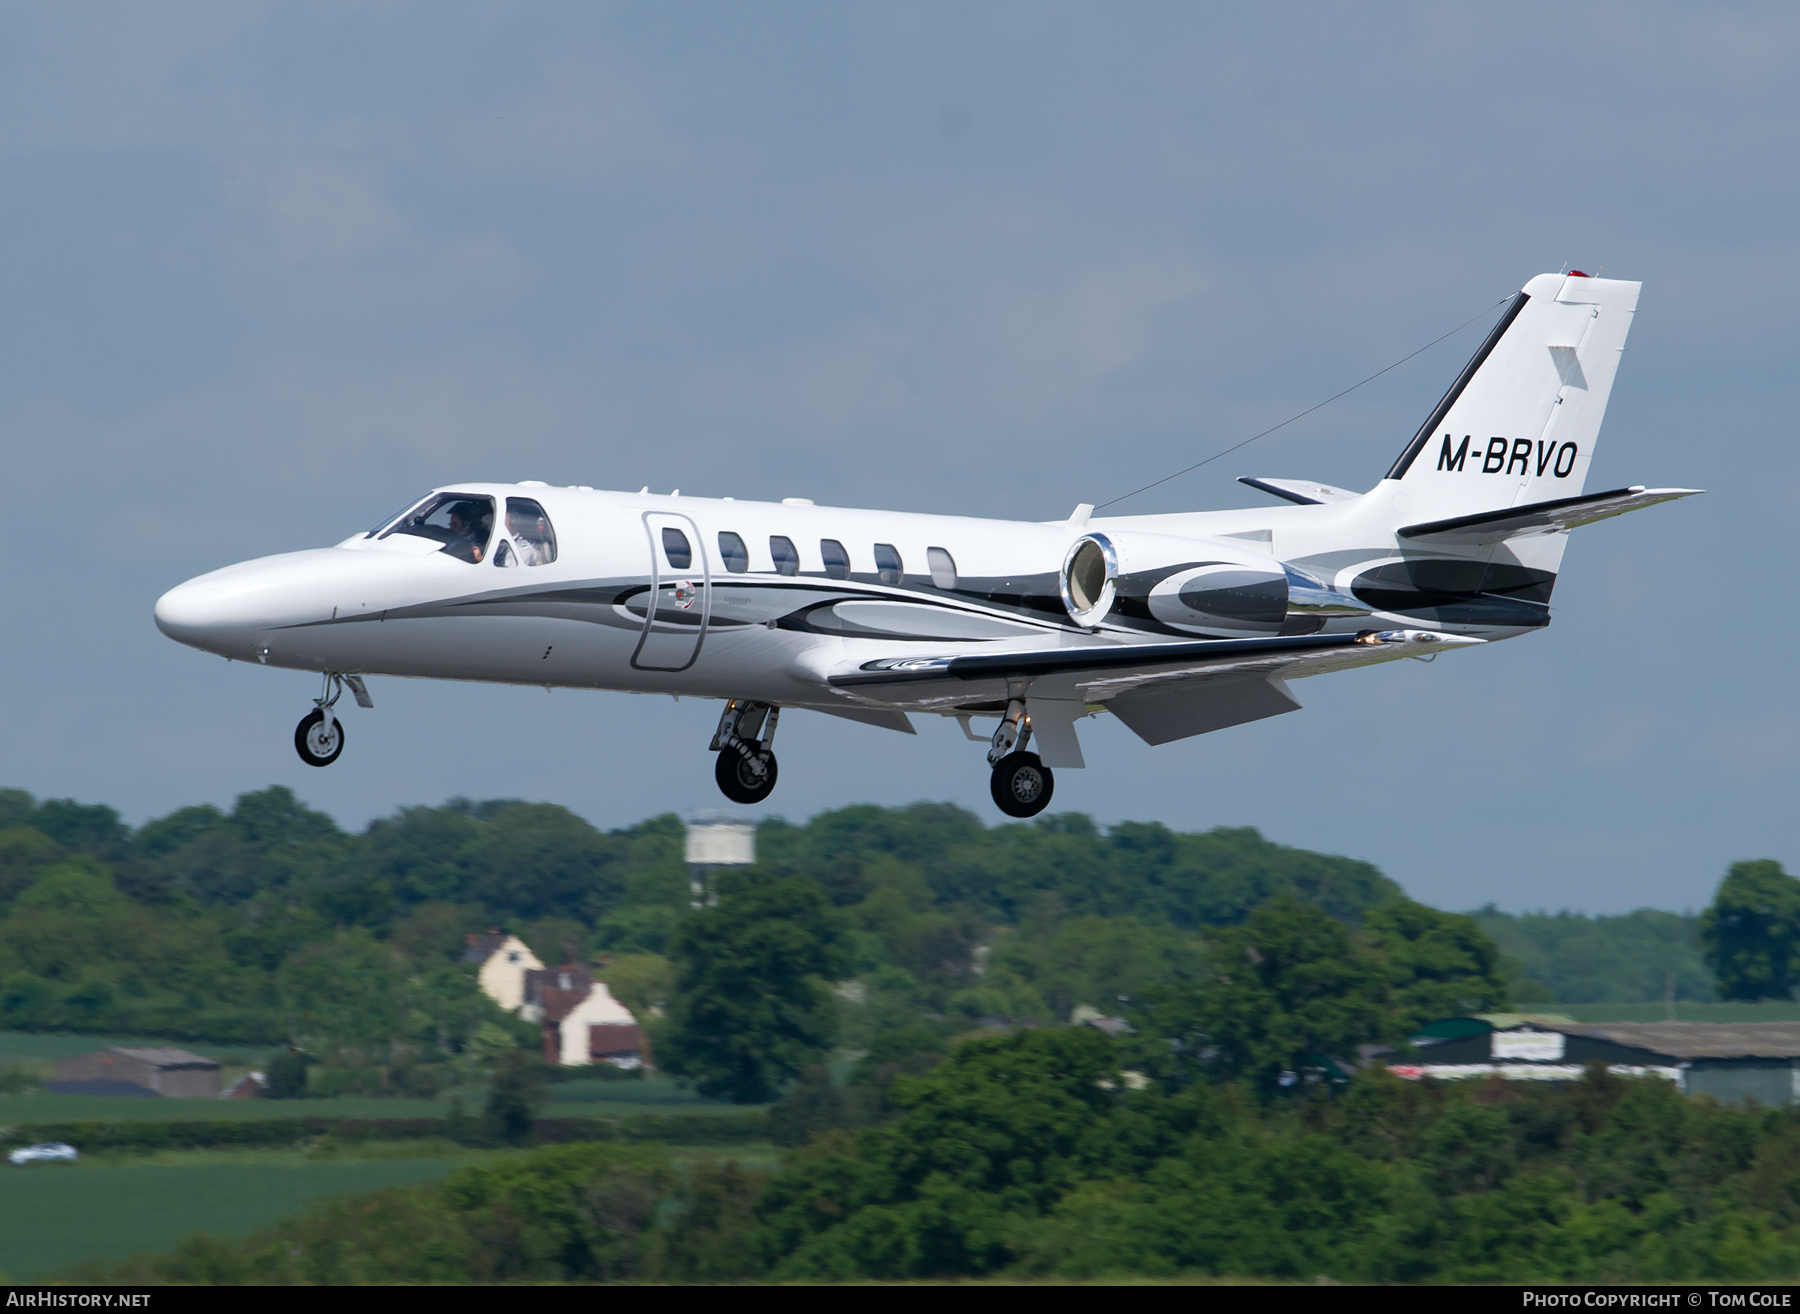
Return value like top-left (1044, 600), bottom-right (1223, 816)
top-left (380, 493), bottom-right (496, 563)
top-left (505, 498), bottom-right (558, 566)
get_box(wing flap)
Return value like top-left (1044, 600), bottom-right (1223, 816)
top-left (1399, 486), bottom-right (1701, 544)
top-left (823, 629), bottom-right (1479, 716)
top-left (1109, 674), bottom-right (1301, 746)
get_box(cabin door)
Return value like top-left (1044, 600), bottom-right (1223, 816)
top-left (631, 511), bottom-right (710, 672)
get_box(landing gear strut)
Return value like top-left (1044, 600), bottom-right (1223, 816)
top-left (987, 699), bottom-right (1053, 818)
top-left (293, 673), bottom-right (371, 767)
top-left (711, 699), bottom-right (780, 804)
top-left (295, 674), bottom-right (347, 767)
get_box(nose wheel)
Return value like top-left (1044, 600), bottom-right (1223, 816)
top-left (292, 673), bottom-right (370, 767)
top-left (295, 709), bottom-right (345, 767)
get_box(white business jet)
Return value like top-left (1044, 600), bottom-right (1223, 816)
top-left (156, 272), bottom-right (1696, 817)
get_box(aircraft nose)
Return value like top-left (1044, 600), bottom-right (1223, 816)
top-left (154, 569), bottom-right (267, 656)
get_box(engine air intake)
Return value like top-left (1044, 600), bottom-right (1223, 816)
top-left (1060, 534), bottom-right (1117, 628)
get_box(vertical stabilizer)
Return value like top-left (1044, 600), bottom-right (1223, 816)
top-left (1383, 273), bottom-right (1640, 523)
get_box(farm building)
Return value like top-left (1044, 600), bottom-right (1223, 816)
top-left (1395, 1015), bottom-right (1800, 1106)
top-left (49, 1046), bottom-right (221, 1098)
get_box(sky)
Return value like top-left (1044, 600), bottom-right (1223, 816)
top-left (2, 1), bottom-right (1795, 915)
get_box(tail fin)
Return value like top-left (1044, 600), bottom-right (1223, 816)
top-left (1383, 272), bottom-right (1640, 523)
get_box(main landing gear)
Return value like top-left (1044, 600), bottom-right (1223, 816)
top-left (987, 699), bottom-right (1053, 818)
top-left (711, 699), bottom-right (780, 804)
top-left (294, 673), bottom-right (371, 768)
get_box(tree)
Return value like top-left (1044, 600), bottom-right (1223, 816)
top-left (1364, 900), bottom-right (1511, 1031)
top-left (1700, 860), bottom-right (1800, 1000)
top-left (482, 1048), bottom-right (550, 1145)
top-left (660, 874), bottom-right (850, 1103)
top-left (1134, 896), bottom-right (1389, 1092)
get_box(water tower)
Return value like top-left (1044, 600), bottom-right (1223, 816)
top-left (684, 813), bottom-right (756, 907)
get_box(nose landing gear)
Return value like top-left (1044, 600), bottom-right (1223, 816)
top-left (987, 699), bottom-right (1053, 818)
top-left (293, 673), bottom-right (371, 767)
top-left (711, 699), bottom-right (780, 804)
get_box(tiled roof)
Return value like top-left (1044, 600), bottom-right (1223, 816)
top-left (1552, 1022), bottom-right (1800, 1061)
top-left (111, 1046), bottom-right (219, 1069)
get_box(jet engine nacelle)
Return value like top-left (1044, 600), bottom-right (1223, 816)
top-left (1059, 531), bottom-right (1369, 636)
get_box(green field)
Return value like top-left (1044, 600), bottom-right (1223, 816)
top-left (0, 1032), bottom-right (279, 1063)
top-left (0, 1156), bottom-right (473, 1280)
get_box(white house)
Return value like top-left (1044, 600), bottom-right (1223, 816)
top-left (463, 932), bottom-right (544, 1013)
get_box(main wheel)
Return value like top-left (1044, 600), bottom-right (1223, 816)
top-left (715, 747), bottom-right (778, 804)
top-left (294, 709), bottom-right (345, 767)
top-left (990, 752), bottom-right (1053, 818)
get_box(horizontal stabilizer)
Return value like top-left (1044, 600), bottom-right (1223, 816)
top-left (1398, 486), bottom-right (1702, 544)
top-left (1239, 476), bottom-right (1361, 506)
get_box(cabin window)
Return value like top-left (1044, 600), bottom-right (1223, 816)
top-left (493, 541), bottom-right (516, 568)
top-left (662, 527), bottom-right (692, 569)
top-left (505, 498), bottom-right (558, 565)
top-left (874, 543), bottom-right (904, 586)
top-left (820, 539), bottom-right (850, 581)
top-left (380, 492), bottom-right (495, 564)
top-left (718, 532), bottom-right (749, 573)
top-left (927, 547), bottom-right (958, 589)
top-left (770, 535), bottom-right (800, 576)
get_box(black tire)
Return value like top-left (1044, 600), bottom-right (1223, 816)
top-left (294, 709), bottom-right (345, 767)
top-left (990, 751), bottom-right (1053, 817)
top-left (715, 747), bottom-right (778, 804)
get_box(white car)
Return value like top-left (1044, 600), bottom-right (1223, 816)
top-left (8, 1141), bottom-right (78, 1165)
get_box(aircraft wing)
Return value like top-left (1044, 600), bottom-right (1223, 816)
top-left (816, 629), bottom-right (1480, 745)
top-left (1398, 485), bottom-right (1701, 544)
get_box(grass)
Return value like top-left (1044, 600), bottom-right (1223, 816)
top-left (0, 1093), bottom-right (459, 1122)
top-left (0, 1031), bottom-right (278, 1064)
top-left (0, 1155), bottom-right (473, 1280)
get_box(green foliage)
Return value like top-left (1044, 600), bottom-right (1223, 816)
top-left (976, 909), bottom-right (1203, 1023)
top-left (1136, 897), bottom-right (1390, 1093)
top-left (1365, 900), bottom-right (1511, 1029)
top-left (1472, 904), bottom-right (1714, 1004)
top-left (265, 1049), bottom-right (314, 1100)
top-left (662, 875), bottom-right (851, 1103)
top-left (758, 806), bottom-right (1402, 931)
top-left (757, 1031), bottom-right (1800, 1282)
top-left (1702, 861), bottom-right (1800, 1002)
top-left (598, 953), bottom-right (672, 1021)
top-left (483, 1050), bottom-right (551, 1145)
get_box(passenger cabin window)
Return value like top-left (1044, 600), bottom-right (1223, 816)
top-left (662, 527), bottom-right (693, 569)
top-left (770, 535), bottom-right (799, 576)
top-left (874, 543), bottom-right (904, 586)
top-left (820, 539), bottom-right (850, 580)
top-left (505, 498), bottom-right (557, 566)
top-left (718, 532), bottom-right (749, 573)
top-left (380, 492), bottom-right (495, 563)
top-left (927, 547), bottom-right (958, 589)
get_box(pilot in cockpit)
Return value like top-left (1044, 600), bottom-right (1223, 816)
top-left (447, 502), bottom-right (491, 563)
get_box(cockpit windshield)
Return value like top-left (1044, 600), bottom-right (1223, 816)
top-left (379, 493), bottom-right (496, 563)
